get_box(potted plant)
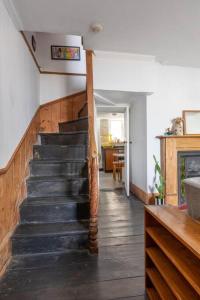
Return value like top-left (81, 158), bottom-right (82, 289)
top-left (153, 155), bottom-right (165, 205)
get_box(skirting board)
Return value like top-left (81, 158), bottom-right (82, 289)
top-left (130, 183), bottom-right (155, 205)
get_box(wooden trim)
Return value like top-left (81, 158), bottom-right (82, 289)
top-left (130, 183), bottom-right (155, 205)
top-left (0, 256), bottom-right (11, 278)
top-left (21, 31), bottom-right (86, 77)
top-left (0, 107), bottom-right (40, 175)
top-left (40, 91), bottom-right (86, 108)
top-left (20, 31), bottom-right (41, 72)
top-left (40, 71), bottom-right (86, 76)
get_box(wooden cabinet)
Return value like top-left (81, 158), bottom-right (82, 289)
top-left (102, 146), bottom-right (124, 172)
top-left (145, 206), bottom-right (200, 299)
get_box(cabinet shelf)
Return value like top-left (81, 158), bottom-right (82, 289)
top-left (146, 287), bottom-right (161, 300)
top-left (146, 268), bottom-right (175, 300)
top-left (145, 206), bottom-right (200, 300)
top-left (146, 226), bottom-right (200, 294)
top-left (146, 247), bottom-right (199, 299)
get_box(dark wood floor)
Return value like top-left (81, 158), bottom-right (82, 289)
top-left (0, 190), bottom-right (145, 300)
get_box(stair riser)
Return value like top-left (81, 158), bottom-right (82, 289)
top-left (20, 202), bottom-right (89, 223)
top-left (33, 145), bottom-right (87, 160)
top-left (59, 120), bottom-right (88, 133)
top-left (40, 134), bottom-right (88, 145)
top-left (30, 162), bottom-right (88, 177)
top-left (12, 234), bottom-right (88, 255)
top-left (27, 179), bottom-right (89, 197)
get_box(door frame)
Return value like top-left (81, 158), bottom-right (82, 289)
top-left (96, 104), bottom-right (130, 196)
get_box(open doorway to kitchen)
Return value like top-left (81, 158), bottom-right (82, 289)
top-left (96, 106), bottom-right (130, 195)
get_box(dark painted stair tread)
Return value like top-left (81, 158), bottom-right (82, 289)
top-left (13, 221), bottom-right (89, 237)
top-left (40, 132), bottom-right (88, 145)
top-left (34, 144), bottom-right (87, 148)
top-left (33, 144), bottom-right (87, 160)
top-left (22, 196), bottom-right (89, 206)
top-left (9, 250), bottom-right (91, 270)
top-left (28, 176), bottom-right (88, 182)
top-left (40, 131), bottom-right (88, 136)
top-left (31, 159), bottom-right (87, 163)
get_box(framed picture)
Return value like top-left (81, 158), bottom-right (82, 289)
top-left (183, 110), bottom-right (200, 135)
top-left (51, 45), bottom-right (80, 61)
top-left (31, 35), bottom-right (36, 52)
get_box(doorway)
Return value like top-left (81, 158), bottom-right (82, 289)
top-left (96, 106), bottom-right (130, 195)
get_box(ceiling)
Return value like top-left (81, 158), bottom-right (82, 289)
top-left (10, 0), bottom-right (200, 67)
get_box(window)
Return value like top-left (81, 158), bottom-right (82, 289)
top-left (110, 119), bottom-right (124, 141)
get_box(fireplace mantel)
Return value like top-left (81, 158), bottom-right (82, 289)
top-left (157, 135), bottom-right (200, 206)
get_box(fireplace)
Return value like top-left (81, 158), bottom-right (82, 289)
top-left (178, 151), bottom-right (200, 205)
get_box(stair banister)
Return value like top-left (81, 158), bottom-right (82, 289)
top-left (86, 50), bottom-right (99, 253)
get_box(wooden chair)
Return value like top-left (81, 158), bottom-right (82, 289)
top-left (113, 159), bottom-right (125, 181)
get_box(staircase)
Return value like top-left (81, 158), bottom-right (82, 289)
top-left (12, 117), bottom-right (90, 257)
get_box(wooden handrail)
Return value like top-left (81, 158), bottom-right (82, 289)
top-left (86, 50), bottom-right (99, 253)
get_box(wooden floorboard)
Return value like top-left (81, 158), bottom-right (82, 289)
top-left (0, 190), bottom-right (145, 299)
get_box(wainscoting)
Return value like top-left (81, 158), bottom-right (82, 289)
top-left (0, 91), bottom-right (86, 276)
top-left (0, 111), bottom-right (40, 276)
top-left (40, 91), bottom-right (86, 132)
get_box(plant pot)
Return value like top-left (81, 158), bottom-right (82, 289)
top-left (155, 197), bottom-right (165, 205)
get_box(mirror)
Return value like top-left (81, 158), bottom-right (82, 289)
top-left (183, 110), bottom-right (200, 135)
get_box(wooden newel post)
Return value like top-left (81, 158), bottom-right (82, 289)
top-left (86, 49), bottom-right (99, 254)
top-left (89, 156), bottom-right (99, 253)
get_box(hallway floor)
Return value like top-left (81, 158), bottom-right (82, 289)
top-left (99, 171), bottom-right (124, 190)
top-left (0, 191), bottom-right (145, 300)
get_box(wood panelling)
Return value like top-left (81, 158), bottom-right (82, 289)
top-left (0, 90), bottom-right (86, 276)
top-left (158, 135), bottom-right (200, 206)
top-left (130, 183), bottom-right (155, 205)
top-left (0, 111), bottom-right (40, 276)
top-left (40, 91), bottom-right (87, 132)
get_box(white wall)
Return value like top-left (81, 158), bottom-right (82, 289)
top-left (0, 0), bottom-right (40, 168)
top-left (129, 96), bottom-right (147, 192)
top-left (23, 32), bottom-right (87, 104)
top-left (94, 51), bottom-right (200, 193)
top-left (94, 51), bottom-right (157, 92)
top-left (40, 74), bottom-right (86, 104)
top-left (36, 33), bottom-right (86, 74)
top-left (147, 65), bottom-right (200, 192)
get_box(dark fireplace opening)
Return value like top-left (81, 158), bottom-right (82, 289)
top-left (178, 151), bottom-right (200, 205)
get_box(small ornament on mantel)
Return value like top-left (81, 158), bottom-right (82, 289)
top-left (171, 117), bottom-right (184, 136)
top-left (164, 127), bottom-right (173, 136)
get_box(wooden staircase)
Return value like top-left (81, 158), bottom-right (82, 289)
top-left (11, 50), bottom-right (99, 260)
top-left (12, 122), bottom-right (90, 256)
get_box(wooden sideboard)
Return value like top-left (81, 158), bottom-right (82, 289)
top-left (157, 135), bottom-right (200, 206)
top-left (101, 146), bottom-right (124, 172)
top-left (145, 205), bottom-right (200, 299)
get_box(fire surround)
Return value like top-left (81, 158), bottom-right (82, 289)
top-left (157, 135), bottom-right (200, 206)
